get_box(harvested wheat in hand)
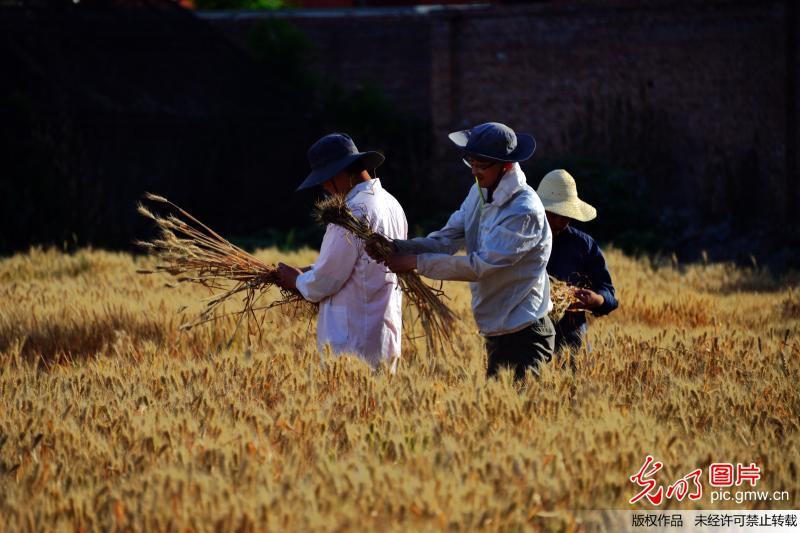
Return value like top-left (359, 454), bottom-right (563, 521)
top-left (313, 194), bottom-right (456, 356)
top-left (136, 193), bottom-right (314, 336)
top-left (549, 276), bottom-right (580, 324)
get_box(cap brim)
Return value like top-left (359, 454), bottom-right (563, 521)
top-left (448, 130), bottom-right (470, 149)
top-left (296, 151), bottom-right (385, 191)
top-left (359, 151), bottom-right (385, 172)
top-left (507, 133), bottom-right (536, 162)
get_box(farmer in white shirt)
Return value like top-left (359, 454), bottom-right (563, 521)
top-left (367, 122), bottom-right (554, 379)
top-left (276, 133), bottom-right (407, 371)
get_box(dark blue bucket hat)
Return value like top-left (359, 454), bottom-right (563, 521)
top-left (297, 133), bottom-right (385, 191)
top-left (448, 122), bottom-right (536, 163)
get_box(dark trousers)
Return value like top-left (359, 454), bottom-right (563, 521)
top-left (485, 316), bottom-right (556, 380)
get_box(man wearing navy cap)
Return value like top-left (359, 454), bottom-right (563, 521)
top-left (276, 133), bottom-right (407, 371)
top-left (367, 122), bottom-right (554, 380)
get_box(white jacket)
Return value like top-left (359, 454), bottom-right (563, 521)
top-left (396, 163), bottom-right (552, 336)
top-left (296, 179), bottom-right (407, 367)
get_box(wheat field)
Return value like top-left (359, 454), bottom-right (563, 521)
top-left (0, 246), bottom-right (798, 531)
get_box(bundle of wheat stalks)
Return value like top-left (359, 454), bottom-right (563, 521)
top-left (313, 194), bottom-right (457, 355)
top-left (136, 192), bottom-right (577, 353)
top-left (136, 193), bottom-right (312, 336)
top-left (548, 276), bottom-right (580, 324)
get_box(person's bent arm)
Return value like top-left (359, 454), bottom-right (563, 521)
top-left (585, 240), bottom-right (618, 316)
top-left (295, 225), bottom-right (359, 303)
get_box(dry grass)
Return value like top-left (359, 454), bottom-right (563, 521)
top-left (0, 246), bottom-right (798, 531)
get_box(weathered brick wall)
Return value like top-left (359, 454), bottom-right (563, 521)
top-left (296, 15), bottom-right (432, 119)
top-left (428, 1), bottom-right (794, 224)
top-left (203, 10), bottom-right (432, 119)
top-left (203, 0), bottom-right (798, 231)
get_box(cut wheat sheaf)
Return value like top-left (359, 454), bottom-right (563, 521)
top-left (311, 194), bottom-right (458, 356)
top-left (136, 192), bottom-right (577, 354)
top-left (549, 276), bottom-right (579, 324)
top-left (135, 193), bottom-right (314, 341)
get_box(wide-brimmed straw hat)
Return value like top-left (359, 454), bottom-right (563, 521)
top-left (448, 122), bottom-right (536, 163)
top-left (297, 133), bottom-right (385, 191)
top-left (536, 169), bottom-right (597, 222)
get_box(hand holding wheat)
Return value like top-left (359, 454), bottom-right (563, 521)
top-left (364, 234), bottom-right (398, 261)
top-left (136, 193), bottom-right (314, 339)
top-left (313, 194), bottom-right (457, 356)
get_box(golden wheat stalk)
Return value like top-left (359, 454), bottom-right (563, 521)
top-left (313, 194), bottom-right (457, 356)
top-left (136, 193), bottom-right (314, 339)
top-left (548, 276), bottom-right (581, 324)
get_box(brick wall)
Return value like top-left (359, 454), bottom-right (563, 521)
top-left (203, 0), bottom-right (798, 231)
top-left (428, 1), bottom-right (794, 223)
top-left (203, 9), bottom-right (433, 119)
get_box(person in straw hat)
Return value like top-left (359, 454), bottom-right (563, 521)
top-left (537, 169), bottom-right (618, 358)
top-left (275, 133), bottom-right (408, 371)
top-left (367, 122), bottom-right (554, 380)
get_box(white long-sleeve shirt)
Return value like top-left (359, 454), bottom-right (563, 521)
top-left (395, 163), bottom-right (552, 336)
top-left (296, 179), bottom-right (407, 367)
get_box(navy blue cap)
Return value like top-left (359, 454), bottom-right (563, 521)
top-left (448, 122), bottom-right (536, 163)
top-left (297, 133), bottom-right (385, 191)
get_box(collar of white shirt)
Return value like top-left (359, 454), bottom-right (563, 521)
top-left (489, 163), bottom-right (526, 207)
top-left (346, 178), bottom-right (381, 201)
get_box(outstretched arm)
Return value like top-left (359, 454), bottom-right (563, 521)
top-left (391, 188), bottom-right (476, 256)
top-left (395, 204), bottom-right (467, 256)
top-left (416, 211), bottom-right (544, 281)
